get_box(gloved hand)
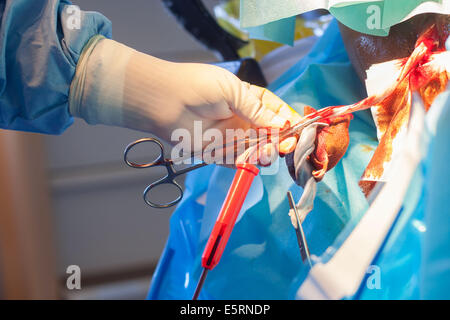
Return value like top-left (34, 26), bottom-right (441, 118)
top-left (69, 37), bottom-right (301, 165)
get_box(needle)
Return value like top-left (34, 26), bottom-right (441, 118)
top-left (192, 269), bottom-right (208, 300)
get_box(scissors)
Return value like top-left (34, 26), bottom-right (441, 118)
top-left (124, 138), bottom-right (207, 208)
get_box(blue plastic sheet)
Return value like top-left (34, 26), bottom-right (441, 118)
top-left (355, 90), bottom-right (450, 300)
top-left (148, 20), bottom-right (379, 300)
top-left (149, 17), bottom-right (450, 300)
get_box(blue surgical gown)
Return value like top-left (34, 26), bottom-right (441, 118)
top-left (0, 0), bottom-right (111, 134)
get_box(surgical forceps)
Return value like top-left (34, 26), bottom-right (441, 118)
top-left (124, 115), bottom-right (323, 209)
top-left (124, 138), bottom-right (207, 208)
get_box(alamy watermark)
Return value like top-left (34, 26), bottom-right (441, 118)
top-left (366, 265), bottom-right (381, 290)
top-left (65, 5), bottom-right (81, 30)
top-left (366, 4), bottom-right (382, 30)
top-left (66, 265), bottom-right (81, 290)
top-left (170, 121), bottom-right (282, 175)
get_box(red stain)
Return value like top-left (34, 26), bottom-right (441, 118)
top-left (304, 106), bottom-right (351, 181)
top-left (292, 23), bottom-right (448, 193)
top-left (359, 23), bottom-right (448, 196)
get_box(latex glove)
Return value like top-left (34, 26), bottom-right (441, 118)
top-left (69, 37), bottom-right (301, 165)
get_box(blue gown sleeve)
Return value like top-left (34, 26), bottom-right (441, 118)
top-left (0, 0), bottom-right (112, 134)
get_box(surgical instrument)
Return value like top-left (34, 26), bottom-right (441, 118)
top-left (124, 116), bottom-right (324, 209)
top-left (124, 138), bottom-right (207, 208)
top-left (287, 191), bottom-right (312, 267)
